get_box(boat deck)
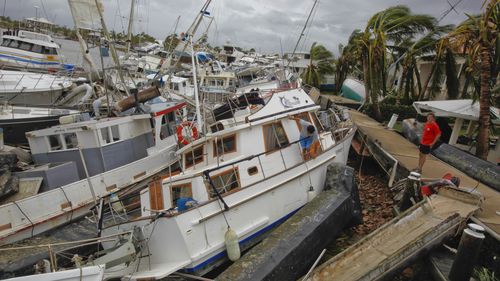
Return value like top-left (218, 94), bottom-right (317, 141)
top-left (349, 110), bottom-right (500, 236)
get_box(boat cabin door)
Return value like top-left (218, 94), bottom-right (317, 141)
top-left (153, 111), bottom-right (177, 145)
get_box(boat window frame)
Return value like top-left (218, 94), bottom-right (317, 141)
top-left (184, 144), bottom-right (205, 169)
top-left (170, 183), bottom-right (193, 208)
top-left (205, 167), bottom-right (241, 199)
top-left (47, 134), bottom-right (63, 151)
top-left (262, 121), bottom-right (290, 154)
top-left (63, 132), bottom-right (79, 150)
top-left (213, 134), bottom-right (237, 157)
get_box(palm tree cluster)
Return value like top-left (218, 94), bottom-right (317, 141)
top-left (301, 43), bottom-right (336, 87)
top-left (335, 0), bottom-right (498, 160)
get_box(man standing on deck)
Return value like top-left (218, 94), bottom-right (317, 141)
top-left (289, 116), bottom-right (319, 160)
top-left (417, 112), bottom-right (441, 173)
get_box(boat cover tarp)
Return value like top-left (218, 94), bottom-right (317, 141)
top-left (413, 99), bottom-right (500, 125)
top-left (402, 119), bottom-right (500, 191)
top-left (216, 163), bottom-right (362, 281)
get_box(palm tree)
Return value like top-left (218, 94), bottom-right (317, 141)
top-left (360, 6), bottom-right (436, 120)
top-left (445, 0), bottom-right (499, 160)
top-left (301, 42), bottom-right (321, 87)
top-left (391, 25), bottom-right (452, 104)
top-left (335, 30), bottom-right (363, 93)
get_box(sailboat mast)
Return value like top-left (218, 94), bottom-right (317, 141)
top-left (94, 0), bottom-right (131, 96)
top-left (190, 35), bottom-right (202, 131)
top-left (287, 0), bottom-right (319, 68)
top-left (126, 0), bottom-right (135, 53)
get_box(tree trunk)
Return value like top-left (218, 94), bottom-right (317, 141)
top-left (476, 46), bottom-right (491, 160)
top-left (418, 61), bottom-right (438, 100)
top-left (396, 66), bottom-right (406, 105)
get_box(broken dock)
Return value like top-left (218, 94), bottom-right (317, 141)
top-left (349, 110), bottom-right (500, 238)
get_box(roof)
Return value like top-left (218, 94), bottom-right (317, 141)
top-left (413, 99), bottom-right (500, 125)
top-left (25, 17), bottom-right (55, 25)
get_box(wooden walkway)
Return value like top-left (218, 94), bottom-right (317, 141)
top-left (349, 110), bottom-right (500, 236)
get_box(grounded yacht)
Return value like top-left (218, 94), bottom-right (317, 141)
top-left (96, 87), bottom-right (356, 279)
top-left (0, 30), bottom-right (72, 71)
top-left (0, 92), bottom-right (186, 245)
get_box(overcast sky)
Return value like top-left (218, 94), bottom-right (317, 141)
top-left (3, 0), bottom-right (483, 55)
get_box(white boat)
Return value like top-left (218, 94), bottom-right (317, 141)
top-left (0, 69), bottom-right (73, 105)
top-left (0, 30), bottom-right (71, 71)
top-left (98, 87), bottom-right (356, 279)
top-left (0, 95), bottom-right (187, 245)
top-left (0, 104), bottom-right (80, 145)
top-left (5, 265), bottom-right (105, 281)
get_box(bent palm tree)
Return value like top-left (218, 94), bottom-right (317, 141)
top-left (446, 0), bottom-right (499, 160)
top-left (361, 5), bottom-right (436, 120)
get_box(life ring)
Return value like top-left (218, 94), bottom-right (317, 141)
top-left (177, 122), bottom-right (199, 145)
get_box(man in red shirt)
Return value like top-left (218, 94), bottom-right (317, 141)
top-left (417, 112), bottom-right (441, 172)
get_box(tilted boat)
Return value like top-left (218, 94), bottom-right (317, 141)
top-left (0, 92), bottom-right (186, 245)
top-left (0, 30), bottom-right (73, 71)
top-left (0, 69), bottom-right (73, 106)
top-left (94, 87), bottom-right (356, 279)
top-left (0, 104), bottom-right (80, 145)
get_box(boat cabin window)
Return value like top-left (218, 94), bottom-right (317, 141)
top-left (213, 134), bottom-right (237, 157)
top-left (63, 133), bottom-right (78, 149)
top-left (1, 39), bottom-right (11, 47)
top-left (42, 46), bottom-right (57, 55)
top-left (263, 122), bottom-right (289, 153)
top-left (48, 135), bottom-right (62, 151)
top-left (8, 40), bottom-right (19, 48)
top-left (31, 44), bottom-right (42, 53)
top-left (160, 113), bottom-right (175, 140)
top-left (184, 145), bottom-right (204, 168)
top-left (207, 168), bottom-right (240, 199)
top-left (210, 123), bottom-right (224, 133)
top-left (100, 125), bottom-right (120, 144)
top-left (170, 183), bottom-right (193, 207)
top-left (171, 82), bottom-right (179, 91)
top-left (19, 42), bottom-right (32, 51)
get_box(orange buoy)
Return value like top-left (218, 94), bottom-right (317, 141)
top-left (176, 122), bottom-right (199, 145)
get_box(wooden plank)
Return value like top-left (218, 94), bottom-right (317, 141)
top-left (134, 171), bottom-right (146, 180)
top-left (0, 223), bottom-right (12, 232)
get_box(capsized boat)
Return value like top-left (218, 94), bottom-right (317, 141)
top-left (0, 90), bottom-right (186, 245)
top-left (96, 87), bottom-right (356, 279)
top-left (340, 78), bottom-right (366, 103)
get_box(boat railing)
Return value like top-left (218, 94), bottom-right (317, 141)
top-left (0, 71), bottom-right (73, 92)
top-left (0, 231), bottom-right (133, 273)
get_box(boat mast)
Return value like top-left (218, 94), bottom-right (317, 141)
top-left (286, 0), bottom-right (319, 68)
top-left (94, 0), bottom-right (131, 96)
top-left (158, 0), bottom-right (212, 74)
top-left (190, 35), bottom-right (202, 131)
top-left (126, 0), bottom-right (135, 54)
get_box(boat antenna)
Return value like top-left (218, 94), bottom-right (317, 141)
top-left (286, 0), bottom-right (319, 69)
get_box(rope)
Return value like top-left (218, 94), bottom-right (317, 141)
top-left (12, 201), bottom-right (35, 238)
top-left (59, 187), bottom-right (74, 222)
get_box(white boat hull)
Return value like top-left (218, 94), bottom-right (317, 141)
top-left (0, 142), bottom-right (178, 246)
top-left (102, 130), bottom-right (355, 279)
top-left (5, 265), bottom-right (105, 281)
top-left (0, 70), bottom-right (72, 105)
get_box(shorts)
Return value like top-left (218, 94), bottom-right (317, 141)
top-left (419, 144), bottom-right (431, 154)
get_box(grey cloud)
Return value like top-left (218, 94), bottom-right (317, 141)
top-left (4, 0), bottom-right (483, 54)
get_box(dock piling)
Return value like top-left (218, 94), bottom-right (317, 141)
top-left (448, 224), bottom-right (485, 281)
